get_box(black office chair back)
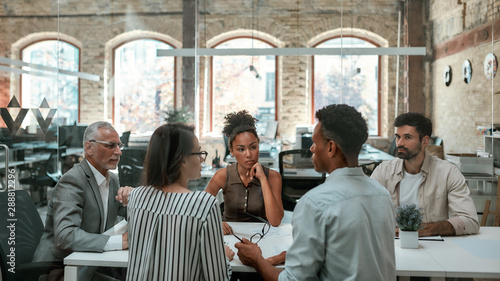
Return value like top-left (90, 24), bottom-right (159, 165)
top-left (278, 149), bottom-right (326, 211)
top-left (120, 131), bottom-right (131, 148)
top-left (388, 137), bottom-right (397, 156)
top-left (46, 148), bottom-right (65, 183)
top-left (0, 190), bottom-right (43, 281)
top-left (223, 135), bottom-right (231, 162)
top-left (118, 147), bottom-right (147, 187)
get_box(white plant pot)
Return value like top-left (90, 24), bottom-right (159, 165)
top-left (400, 230), bottom-right (419, 249)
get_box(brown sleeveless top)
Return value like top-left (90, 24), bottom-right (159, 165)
top-left (222, 163), bottom-right (270, 222)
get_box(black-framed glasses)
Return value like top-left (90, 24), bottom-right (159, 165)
top-left (231, 212), bottom-right (271, 244)
top-left (89, 140), bottom-right (125, 150)
top-left (190, 151), bottom-right (208, 162)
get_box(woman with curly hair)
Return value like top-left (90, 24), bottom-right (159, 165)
top-left (205, 110), bottom-right (283, 234)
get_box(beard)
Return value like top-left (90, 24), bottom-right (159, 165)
top-left (397, 143), bottom-right (421, 160)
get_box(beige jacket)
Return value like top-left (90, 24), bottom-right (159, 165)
top-left (371, 151), bottom-right (479, 235)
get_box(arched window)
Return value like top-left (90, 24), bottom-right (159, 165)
top-left (211, 37), bottom-right (277, 134)
top-left (21, 40), bottom-right (80, 125)
top-left (313, 37), bottom-right (380, 135)
top-left (114, 39), bottom-right (175, 134)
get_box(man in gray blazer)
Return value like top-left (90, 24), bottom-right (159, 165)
top-left (33, 121), bottom-right (133, 280)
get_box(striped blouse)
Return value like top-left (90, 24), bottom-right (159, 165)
top-left (126, 186), bottom-right (232, 281)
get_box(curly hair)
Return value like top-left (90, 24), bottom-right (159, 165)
top-left (222, 110), bottom-right (260, 148)
top-left (315, 104), bottom-right (368, 160)
top-left (142, 123), bottom-right (195, 189)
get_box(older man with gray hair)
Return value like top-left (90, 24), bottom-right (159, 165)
top-left (33, 121), bottom-right (133, 280)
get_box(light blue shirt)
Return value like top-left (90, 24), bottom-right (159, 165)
top-left (279, 167), bottom-right (396, 281)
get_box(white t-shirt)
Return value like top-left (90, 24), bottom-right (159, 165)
top-left (399, 169), bottom-right (423, 207)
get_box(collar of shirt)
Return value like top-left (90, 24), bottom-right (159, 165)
top-left (228, 164), bottom-right (261, 187)
top-left (87, 160), bottom-right (110, 187)
top-left (86, 159), bottom-right (111, 230)
top-left (326, 166), bottom-right (365, 183)
top-left (395, 151), bottom-right (431, 177)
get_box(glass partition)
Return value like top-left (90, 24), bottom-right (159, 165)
top-left (0, 0), bottom-right (497, 208)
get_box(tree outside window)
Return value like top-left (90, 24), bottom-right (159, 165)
top-left (314, 37), bottom-right (379, 135)
top-left (212, 38), bottom-right (276, 134)
top-left (114, 39), bottom-right (174, 134)
top-left (22, 40), bottom-right (79, 126)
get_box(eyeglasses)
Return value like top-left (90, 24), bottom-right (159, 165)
top-left (190, 151), bottom-right (208, 162)
top-left (231, 212), bottom-right (271, 244)
top-left (89, 140), bottom-right (125, 150)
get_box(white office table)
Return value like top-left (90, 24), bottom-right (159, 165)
top-left (395, 240), bottom-right (446, 281)
top-left (422, 227), bottom-right (500, 279)
top-left (63, 222), bottom-right (291, 280)
top-left (64, 226), bottom-right (500, 281)
top-left (224, 222), bottom-right (292, 272)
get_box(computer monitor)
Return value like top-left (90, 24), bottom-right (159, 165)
top-left (293, 125), bottom-right (315, 168)
top-left (263, 121), bottom-right (278, 140)
top-left (294, 124), bottom-right (314, 150)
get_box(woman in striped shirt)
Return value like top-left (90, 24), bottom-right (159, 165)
top-left (127, 123), bottom-right (234, 281)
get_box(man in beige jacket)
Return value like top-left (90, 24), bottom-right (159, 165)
top-left (371, 112), bottom-right (479, 236)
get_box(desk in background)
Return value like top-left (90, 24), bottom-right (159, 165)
top-left (359, 143), bottom-right (395, 165)
top-left (225, 140), bottom-right (282, 169)
top-left (63, 225), bottom-right (500, 281)
top-left (281, 144), bottom-right (395, 180)
top-left (0, 142), bottom-right (83, 170)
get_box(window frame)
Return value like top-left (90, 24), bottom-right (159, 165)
top-left (19, 38), bottom-right (82, 123)
top-left (111, 37), bottom-right (177, 133)
top-left (209, 36), bottom-right (279, 133)
top-left (312, 35), bottom-right (382, 136)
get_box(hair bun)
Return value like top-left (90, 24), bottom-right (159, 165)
top-left (222, 110), bottom-right (258, 137)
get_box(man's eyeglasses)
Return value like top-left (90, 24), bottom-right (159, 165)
top-left (89, 140), bottom-right (125, 150)
top-left (190, 151), bottom-right (208, 162)
top-left (231, 212), bottom-right (271, 244)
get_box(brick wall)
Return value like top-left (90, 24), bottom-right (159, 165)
top-left (1, 0), bottom-right (416, 149)
top-left (430, 0), bottom-right (500, 154)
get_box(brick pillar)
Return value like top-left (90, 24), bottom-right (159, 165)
top-left (404, 0), bottom-right (427, 114)
top-left (182, 0), bottom-right (198, 113)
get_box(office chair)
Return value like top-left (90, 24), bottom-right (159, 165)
top-left (223, 135), bottom-right (231, 162)
top-left (118, 147), bottom-right (147, 187)
top-left (120, 131), bottom-right (131, 148)
top-left (0, 190), bottom-right (63, 281)
top-left (20, 148), bottom-right (66, 206)
top-left (278, 149), bottom-right (326, 211)
top-left (388, 137), bottom-right (397, 157)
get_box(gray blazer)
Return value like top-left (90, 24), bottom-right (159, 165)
top-left (33, 159), bottom-right (126, 262)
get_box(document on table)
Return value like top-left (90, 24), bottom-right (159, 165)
top-left (418, 235), bottom-right (444, 241)
top-left (395, 235), bottom-right (444, 241)
top-left (247, 226), bottom-right (291, 238)
top-left (225, 223), bottom-right (293, 260)
top-left (103, 220), bottom-right (128, 236)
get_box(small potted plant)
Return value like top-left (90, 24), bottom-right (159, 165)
top-left (395, 204), bottom-right (423, 249)
top-left (163, 107), bottom-right (193, 124)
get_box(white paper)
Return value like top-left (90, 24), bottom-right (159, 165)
top-left (395, 235), bottom-right (443, 241)
top-left (418, 235), bottom-right (443, 241)
top-left (103, 220), bottom-right (128, 236)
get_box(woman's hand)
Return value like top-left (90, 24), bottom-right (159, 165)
top-left (224, 245), bottom-right (235, 261)
top-left (222, 222), bottom-right (233, 235)
top-left (249, 162), bottom-right (266, 181)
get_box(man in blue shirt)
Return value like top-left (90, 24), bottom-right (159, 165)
top-left (235, 104), bottom-right (396, 281)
